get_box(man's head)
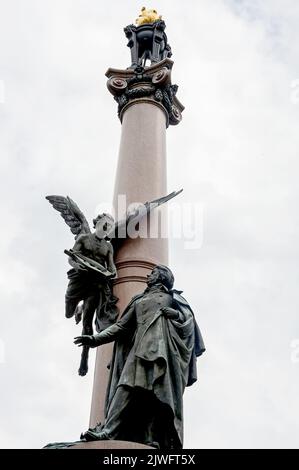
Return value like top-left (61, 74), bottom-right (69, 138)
top-left (93, 213), bottom-right (114, 238)
top-left (147, 265), bottom-right (174, 290)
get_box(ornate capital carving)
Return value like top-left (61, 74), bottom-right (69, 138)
top-left (106, 59), bottom-right (184, 127)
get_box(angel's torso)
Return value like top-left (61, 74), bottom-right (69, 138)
top-left (79, 233), bottom-right (111, 266)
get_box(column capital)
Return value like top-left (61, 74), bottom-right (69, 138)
top-left (105, 59), bottom-right (184, 127)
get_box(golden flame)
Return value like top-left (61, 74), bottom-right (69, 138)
top-left (135, 7), bottom-right (162, 26)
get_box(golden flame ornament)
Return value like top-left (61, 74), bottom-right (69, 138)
top-left (136, 7), bottom-right (162, 26)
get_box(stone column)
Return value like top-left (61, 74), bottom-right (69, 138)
top-left (89, 59), bottom-right (184, 428)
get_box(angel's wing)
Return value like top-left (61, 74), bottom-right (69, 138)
top-left (46, 195), bottom-right (91, 238)
top-left (108, 189), bottom-right (183, 251)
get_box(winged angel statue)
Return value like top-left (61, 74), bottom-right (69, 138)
top-left (46, 190), bottom-right (182, 376)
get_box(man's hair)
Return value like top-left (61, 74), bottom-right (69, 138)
top-left (156, 264), bottom-right (174, 290)
top-left (93, 213), bottom-right (115, 229)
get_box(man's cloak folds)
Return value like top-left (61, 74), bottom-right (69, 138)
top-left (103, 289), bottom-right (205, 447)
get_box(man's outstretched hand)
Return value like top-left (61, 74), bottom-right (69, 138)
top-left (74, 335), bottom-right (95, 347)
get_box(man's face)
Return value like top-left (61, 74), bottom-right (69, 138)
top-left (95, 217), bottom-right (113, 239)
top-left (147, 268), bottom-right (161, 286)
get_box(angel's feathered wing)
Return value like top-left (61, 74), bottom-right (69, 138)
top-left (46, 195), bottom-right (91, 238)
top-left (108, 189), bottom-right (183, 251)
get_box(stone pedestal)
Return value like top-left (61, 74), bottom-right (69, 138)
top-left (69, 440), bottom-right (152, 450)
top-left (89, 59), bottom-right (184, 429)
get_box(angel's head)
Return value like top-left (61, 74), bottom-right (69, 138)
top-left (93, 213), bottom-right (114, 238)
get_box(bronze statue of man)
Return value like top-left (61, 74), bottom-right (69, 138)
top-left (75, 265), bottom-right (205, 449)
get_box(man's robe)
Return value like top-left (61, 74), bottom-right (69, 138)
top-left (97, 288), bottom-right (205, 447)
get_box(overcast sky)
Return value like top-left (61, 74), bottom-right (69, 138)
top-left (1, 0), bottom-right (299, 449)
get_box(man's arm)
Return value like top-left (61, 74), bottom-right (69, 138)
top-left (161, 306), bottom-right (185, 322)
top-left (74, 303), bottom-right (135, 348)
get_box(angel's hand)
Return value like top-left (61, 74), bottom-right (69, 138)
top-left (161, 307), bottom-right (180, 320)
top-left (126, 203), bottom-right (142, 218)
top-left (69, 260), bottom-right (88, 272)
top-left (74, 335), bottom-right (96, 348)
top-left (68, 259), bottom-right (82, 270)
top-left (106, 271), bottom-right (116, 280)
top-left (77, 266), bottom-right (89, 273)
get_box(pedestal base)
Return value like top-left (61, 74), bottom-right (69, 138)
top-left (68, 440), bottom-right (153, 450)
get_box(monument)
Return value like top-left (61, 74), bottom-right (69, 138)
top-left (45, 8), bottom-right (205, 450)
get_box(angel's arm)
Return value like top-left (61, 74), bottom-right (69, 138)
top-left (68, 235), bottom-right (86, 268)
top-left (72, 234), bottom-right (85, 252)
